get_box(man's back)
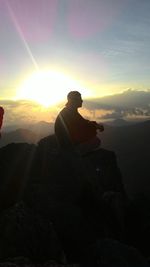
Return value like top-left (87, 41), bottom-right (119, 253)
top-left (55, 107), bottom-right (73, 149)
top-left (54, 91), bottom-right (104, 154)
top-left (55, 106), bottom-right (97, 148)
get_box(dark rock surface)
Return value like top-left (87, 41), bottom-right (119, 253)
top-left (0, 202), bottom-right (63, 263)
top-left (0, 143), bottom-right (36, 208)
top-left (85, 239), bottom-right (149, 266)
top-left (0, 135), bottom-right (149, 265)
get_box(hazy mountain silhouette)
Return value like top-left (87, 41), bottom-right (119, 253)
top-left (1, 122), bottom-right (54, 148)
top-left (3, 124), bottom-right (21, 132)
top-left (0, 129), bottom-right (39, 148)
top-left (104, 118), bottom-right (135, 127)
top-left (4, 121), bottom-right (54, 135)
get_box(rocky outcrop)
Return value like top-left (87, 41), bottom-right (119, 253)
top-left (0, 143), bottom-right (36, 209)
top-left (84, 238), bottom-right (149, 266)
top-left (0, 202), bottom-right (63, 263)
top-left (0, 135), bottom-right (149, 265)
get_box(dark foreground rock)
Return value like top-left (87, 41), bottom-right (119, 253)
top-left (0, 143), bottom-right (36, 209)
top-left (0, 202), bottom-right (64, 263)
top-left (85, 239), bottom-right (149, 266)
top-left (0, 260), bottom-right (78, 267)
top-left (0, 136), bottom-right (149, 265)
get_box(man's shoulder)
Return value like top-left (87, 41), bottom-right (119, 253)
top-left (55, 107), bottom-right (70, 123)
top-left (60, 107), bottom-right (76, 116)
top-left (56, 107), bottom-right (80, 124)
top-left (60, 107), bottom-right (67, 113)
top-left (57, 107), bottom-right (68, 118)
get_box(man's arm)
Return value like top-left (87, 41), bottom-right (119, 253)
top-left (88, 120), bottom-right (104, 132)
top-left (96, 123), bottom-right (104, 132)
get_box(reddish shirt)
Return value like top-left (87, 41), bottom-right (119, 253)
top-left (55, 107), bottom-right (97, 146)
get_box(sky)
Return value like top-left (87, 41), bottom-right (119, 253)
top-left (0, 0), bottom-right (150, 126)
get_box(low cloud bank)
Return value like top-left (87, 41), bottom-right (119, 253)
top-left (0, 99), bottom-right (60, 127)
top-left (0, 89), bottom-right (150, 128)
top-left (84, 89), bottom-right (150, 121)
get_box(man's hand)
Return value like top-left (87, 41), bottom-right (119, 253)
top-left (97, 124), bottom-right (104, 132)
top-left (89, 121), bottom-right (104, 132)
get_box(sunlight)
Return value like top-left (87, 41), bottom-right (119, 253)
top-left (16, 70), bottom-right (89, 107)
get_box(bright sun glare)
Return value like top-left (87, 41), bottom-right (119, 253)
top-left (16, 70), bottom-right (89, 107)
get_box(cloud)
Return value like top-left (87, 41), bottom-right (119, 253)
top-left (85, 89), bottom-right (150, 108)
top-left (0, 99), bottom-right (60, 127)
top-left (81, 107), bottom-right (115, 121)
top-left (100, 107), bottom-right (150, 120)
top-left (0, 89), bottom-right (150, 127)
top-left (83, 89), bottom-right (150, 121)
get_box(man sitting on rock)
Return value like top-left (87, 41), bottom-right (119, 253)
top-left (55, 91), bottom-right (104, 154)
top-left (55, 91), bottom-right (126, 239)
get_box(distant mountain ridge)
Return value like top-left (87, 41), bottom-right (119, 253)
top-left (104, 118), bottom-right (136, 127)
top-left (4, 121), bottom-right (53, 134)
top-left (0, 129), bottom-right (38, 148)
top-left (1, 122), bottom-right (54, 148)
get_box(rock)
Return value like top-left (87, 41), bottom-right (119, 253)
top-left (83, 148), bottom-right (126, 196)
top-left (0, 143), bottom-right (36, 210)
top-left (0, 139), bottom-right (136, 264)
top-left (86, 238), bottom-right (149, 266)
top-left (0, 202), bottom-right (63, 263)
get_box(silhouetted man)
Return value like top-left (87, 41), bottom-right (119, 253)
top-left (0, 107), bottom-right (4, 139)
top-left (55, 92), bottom-right (126, 239)
top-left (55, 91), bottom-right (104, 154)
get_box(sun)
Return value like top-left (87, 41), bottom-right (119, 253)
top-left (16, 70), bottom-right (89, 107)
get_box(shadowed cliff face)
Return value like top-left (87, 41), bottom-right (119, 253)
top-left (0, 138), bottom-right (149, 265)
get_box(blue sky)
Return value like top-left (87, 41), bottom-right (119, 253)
top-left (0, 0), bottom-right (150, 101)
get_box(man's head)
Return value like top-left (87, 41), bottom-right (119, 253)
top-left (67, 91), bottom-right (83, 108)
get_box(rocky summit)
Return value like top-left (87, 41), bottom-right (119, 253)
top-left (0, 135), bottom-right (149, 266)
